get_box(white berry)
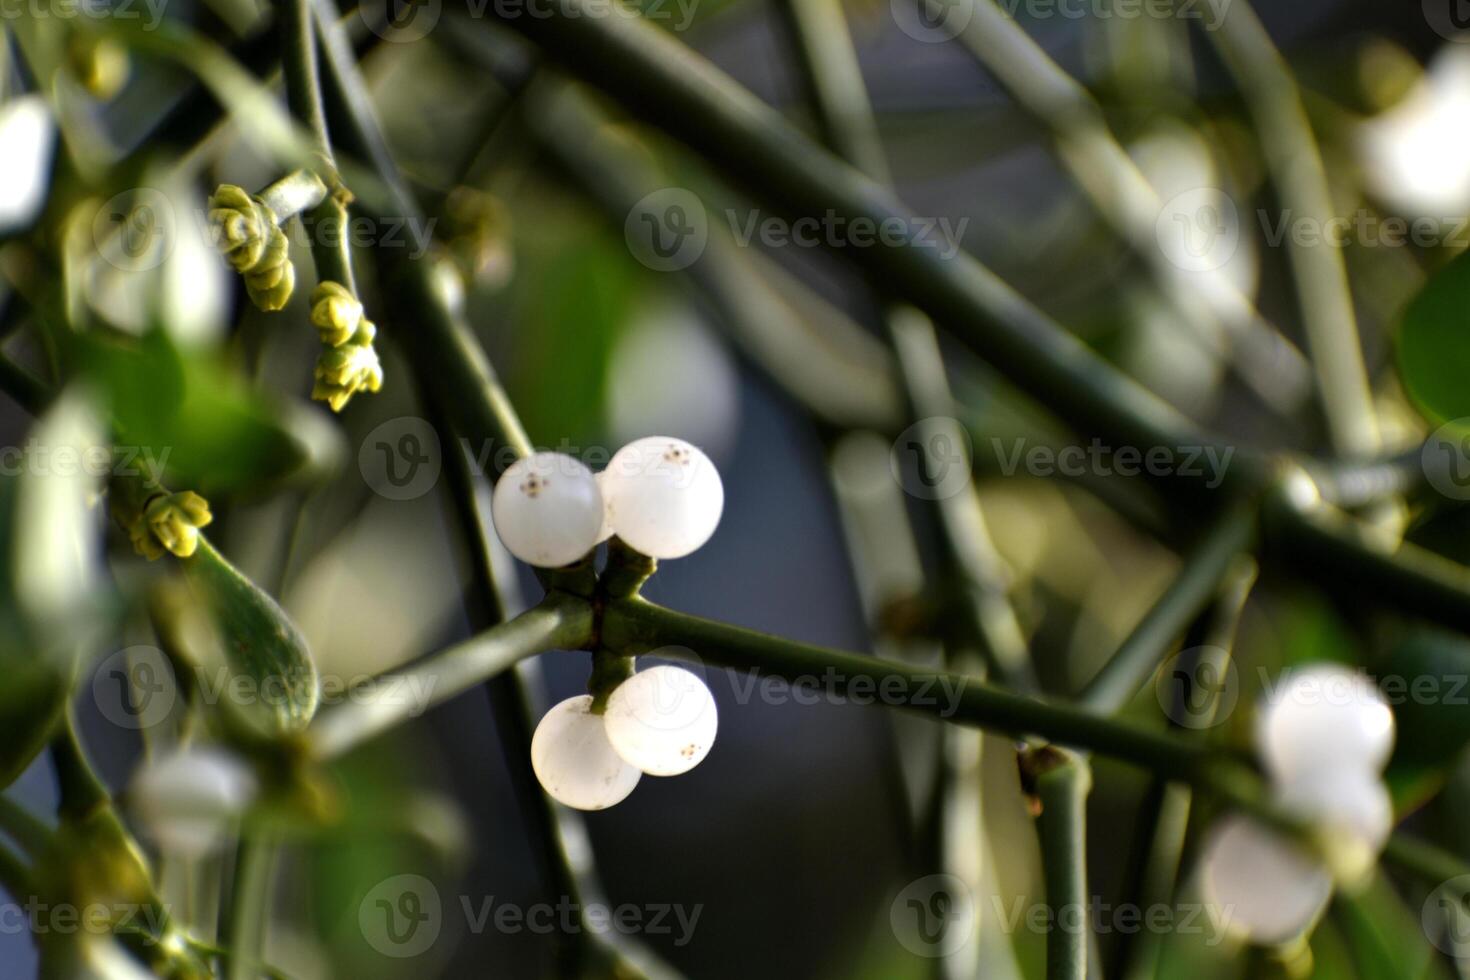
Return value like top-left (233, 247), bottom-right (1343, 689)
top-left (601, 437), bottom-right (723, 559)
top-left (1200, 813), bottom-right (1332, 946)
top-left (530, 695), bottom-right (641, 810)
top-left (491, 452), bottom-right (605, 568)
top-left (1254, 664), bottom-right (1394, 781)
top-left (128, 746), bottom-right (257, 858)
top-left (604, 665), bottom-right (718, 776)
top-left (1275, 766), bottom-right (1393, 855)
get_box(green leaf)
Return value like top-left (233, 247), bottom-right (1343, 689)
top-left (68, 329), bottom-right (311, 493)
top-left (1383, 627), bottom-right (1470, 771)
top-left (0, 661), bottom-right (69, 790)
top-left (1396, 249), bottom-right (1470, 424)
top-left (508, 232), bottom-right (635, 446)
top-left (181, 538), bottom-right (318, 734)
top-left (1330, 874), bottom-right (1447, 980)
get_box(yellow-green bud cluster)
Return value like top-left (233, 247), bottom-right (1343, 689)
top-left (208, 185), bottom-right (295, 312)
top-left (112, 489), bottom-right (213, 560)
top-left (309, 281), bottom-right (383, 412)
top-left (144, 491), bottom-right (213, 558)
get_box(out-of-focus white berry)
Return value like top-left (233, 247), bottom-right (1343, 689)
top-left (1276, 767), bottom-right (1393, 849)
top-left (1275, 767), bottom-right (1394, 876)
top-left (491, 452), bottom-right (604, 568)
top-left (1254, 664), bottom-right (1395, 781)
top-left (128, 746), bottom-right (257, 858)
top-left (74, 939), bottom-right (157, 980)
top-left (1200, 813), bottom-right (1332, 946)
top-left (601, 437), bottom-right (723, 559)
top-left (604, 665), bottom-right (718, 776)
top-left (530, 695), bottom-right (641, 810)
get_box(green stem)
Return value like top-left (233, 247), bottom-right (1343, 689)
top-left (0, 796), bottom-right (54, 858)
top-left (307, 596), bottom-right (595, 759)
top-left (939, 0), bottom-right (1309, 414)
top-left (225, 837), bottom-right (278, 980)
top-left (51, 713), bottom-right (110, 820)
top-left (1079, 501), bottom-right (1256, 713)
top-left (1206, 0), bottom-right (1378, 460)
top-left (602, 597), bottom-right (1213, 781)
top-left (1266, 499), bottom-right (1470, 633)
top-left (1381, 832), bottom-right (1470, 885)
top-left (474, 0), bottom-right (1247, 489)
top-left (311, 7), bottom-right (533, 464)
top-left (502, 69), bottom-right (901, 432)
top-left (0, 352), bottom-right (48, 415)
top-left (257, 168), bottom-right (329, 225)
top-left (277, 0), bottom-right (355, 290)
top-left (1024, 747), bottom-right (1091, 980)
top-left (773, 0), bottom-right (1033, 691)
top-left (0, 838), bottom-right (31, 904)
top-left (432, 399), bottom-right (606, 975)
top-left (1112, 559), bottom-right (1256, 980)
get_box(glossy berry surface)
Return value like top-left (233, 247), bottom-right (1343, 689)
top-left (530, 695), bottom-right (642, 810)
top-left (604, 665), bottom-right (719, 776)
top-left (1200, 813), bottom-right (1332, 946)
top-left (601, 437), bottom-right (723, 559)
top-left (1254, 664), bottom-right (1395, 781)
top-left (491, 452), bottom-right (605, 568)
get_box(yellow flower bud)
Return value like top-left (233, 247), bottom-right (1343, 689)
top-left (144, 491), bottom-right (213, 559)
top-left (67, 34), bottom-right (129, 101)
top-left (309, 281), bottom-right (364, 347)
top-left (208, 185), bottom-right (296, 311)
top-left (312, 338), bottom-right (383, 412)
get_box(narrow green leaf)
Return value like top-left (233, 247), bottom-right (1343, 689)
top-left (182, 538), bottom-right (319, 734)
top-left (0, 661), bottom-right (69, 790)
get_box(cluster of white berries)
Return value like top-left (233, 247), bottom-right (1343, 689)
top-left (531, 665), bottom-right (719, 810)
top-left (491, 436), bottom-right (725, 567)
top-left (1201, 664), bottom-right (1396, 945)
top-left (492, 437), bottom-right (726, 809)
